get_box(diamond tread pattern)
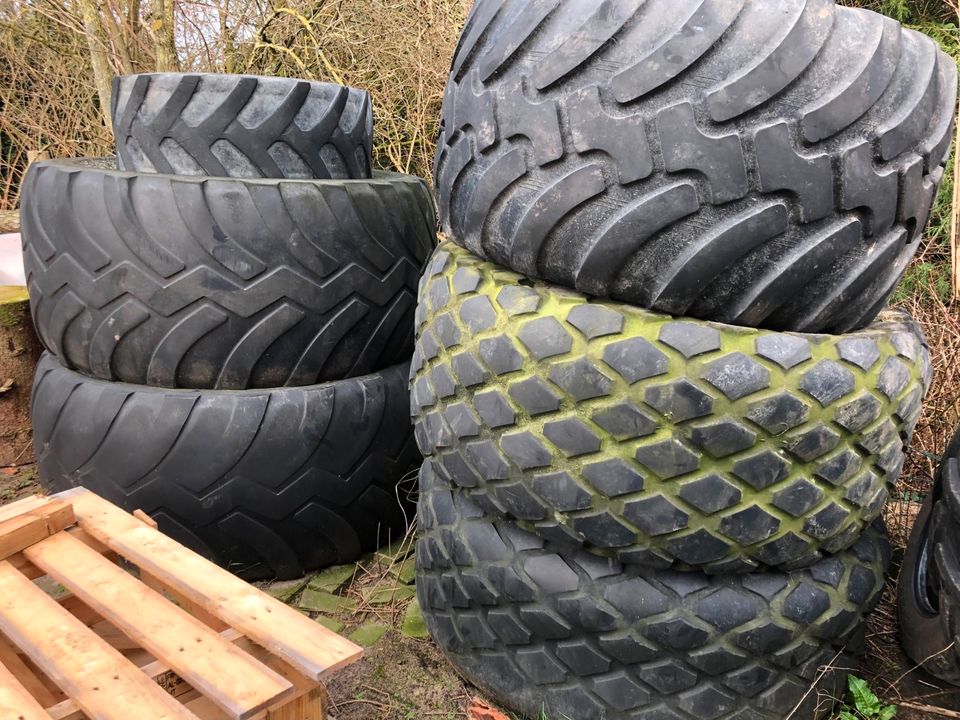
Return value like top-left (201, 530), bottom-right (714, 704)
top-left (113, 73), bottom-right (374, 179)
top-left (31, 353), bottom-right (418, 580)
top-left (898, 427), bottom-right (960, 684)
top-left (411, 243), bottom-right (931, 572)
top-left (20, 158), bottom-right (436, 389)
top-left (417, 460), bottom-right (890, 720)
top-left (434, 0), bottom-right (957, 333)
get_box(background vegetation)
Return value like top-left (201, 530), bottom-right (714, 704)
top-left (0, 0), bottom-right (470, 208)
top-left (0, 0), bottom-right (958, 497)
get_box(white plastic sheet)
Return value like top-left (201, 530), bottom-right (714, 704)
top-left (0, 233), bottom-right (25, 286)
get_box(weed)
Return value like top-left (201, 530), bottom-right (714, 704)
top-left (893, 259), bottom-right (954, 303)
top-left (837, 675), bottom-right (897, 720)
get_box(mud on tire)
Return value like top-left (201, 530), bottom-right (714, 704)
top-left (411, 243), bottom-right (930, 572)
top-left (417, 460), bottom-right (890, 720)
top-left (31, 353), bottom-right (418, 580)
top-left (435, 0), bottom-right (957, 333)
top-left (113, 73), bottom-right (373, 180)
top-left (20, 158), bottom-right (436, 389)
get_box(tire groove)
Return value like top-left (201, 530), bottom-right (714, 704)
top-left (21, 159), bottom-right (435, 388)
top-left (434, 0), bottom-right (954, 332)
top-left (114, 74), bottom-right (373, 180)
top-left (413, 243), bottom-right (931, 572)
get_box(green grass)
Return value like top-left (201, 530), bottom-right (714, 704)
top-left (889, 18), bottom-right (959, 304)
top-left (844, 0), bottom-right (958, 24)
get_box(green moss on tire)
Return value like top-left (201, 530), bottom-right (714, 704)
top-left (417, 460), bottom-right (890, 720)
top-left (411, 243), bottom-right (931, 572)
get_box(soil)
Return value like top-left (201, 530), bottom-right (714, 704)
top-left (0, 462), bottom-right (39, 503)
top-left (0, 287), bottom-right (40, 467)
top-left (326, 632), bottom-right (472, 719)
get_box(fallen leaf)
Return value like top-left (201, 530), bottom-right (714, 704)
top-left (1, 467), bottom-right (15, 476)
top-left (468, 698), bottom-right (510, 720)
top-left (0, 378), bottom-right (13, 394)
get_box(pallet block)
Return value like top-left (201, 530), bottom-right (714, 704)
top-left (0, 490), bottom-right (363, 720)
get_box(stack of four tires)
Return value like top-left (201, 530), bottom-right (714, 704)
top-left (411, 1), bottom-right (957, 718)
top-left (23, 73), bottom-right (433, 580)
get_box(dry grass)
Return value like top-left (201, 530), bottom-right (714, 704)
top-left (0, 0), bottom-right (468, 209)
top-left (890, 260), bottom-right (960, 547)
top-left (240, 0), bottom-right (469, 180)
top-left (0, 4), bottom-right (113, 210)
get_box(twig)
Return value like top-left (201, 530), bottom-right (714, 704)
top-left (783, 648), bottom-right (847, 720)
top-left (951, 114), bottom-right (960, 300)
top-left (896, 700), bottom-right (960, 719)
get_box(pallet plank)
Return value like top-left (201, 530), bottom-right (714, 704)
top-left (45, 630), bottom-right (246, 720)
top-left (62, 488), bottom-right (363, 681)
top-left (0, 560), bottom-right (199, 720)
top-left (0, 498), bottom-right (75, 561)
top-left (24, 532), bottom-right (295, 720)
top-left (0, 496), bottom-right (53, 524)
top-left (0, 656), bottom-right (51, 720)
top-left (0, 635), bottom-right (60, 707)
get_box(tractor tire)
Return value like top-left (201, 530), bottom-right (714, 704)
top-left (20, 158), bottom-right (435, 389)
top-left (31, 352), bottom-right (418, 580)
top-left (417, 459), bottom-right (890, 720)
top-left (899, 427), bottom-right (960, 686)
top-left (434, 0), bottom-right (957, 333)
top-left (113, 73), bottom-right (373, 179)
top-left (412, 243), bottom-right (930, 572)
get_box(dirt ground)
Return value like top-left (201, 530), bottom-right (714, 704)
top-left (0, 462), bottom-right (40, 504)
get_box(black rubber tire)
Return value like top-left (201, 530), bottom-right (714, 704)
top-left (899, 427), bottom-right (960, 686)
top-left (113, 73), bottom-right (373, 179)
top-left (434, 0), bottom-right (957, 333)
top-left (417, 459), bottom-right (890, 720)
top-left (31, 352), bottom-right (418, 580)
top-left (20, 158), bottom-right (436, 390)
top-left (412, 243), bottom-right (930, 572)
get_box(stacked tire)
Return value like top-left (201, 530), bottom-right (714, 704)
top-left (22, 73), bottom-right (436, 580)
top-left (412, 1), bottom-right (956, 718)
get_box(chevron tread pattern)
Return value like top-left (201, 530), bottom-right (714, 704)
top-left (112, 73), bottom-right (374, 179)
top-left (417, 461), bottom-right (890, 720)
top-left (20, 158), bottom-right (436, 389)
top-left (31, 353), bottom-right (418, 580)
top-left (434, 0), bottom-right (958, 333)
top-left (411, 244), bottom-right (931, 572)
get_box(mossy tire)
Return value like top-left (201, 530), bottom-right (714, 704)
top-left (435, 0), bottom-right (956, 333)
top-left (417, 460), bottom-right (890, 720)
top-left (899, 426), bottom-right (960, 685)
top-left (32, 353), bottom-right (418, 580)
top-left (412, 243), bottom-right (930, 572)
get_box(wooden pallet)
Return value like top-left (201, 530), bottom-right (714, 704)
top-left (0, 489), bottom-right (363, 720)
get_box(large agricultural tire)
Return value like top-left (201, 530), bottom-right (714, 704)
top-left (434, 0), bottom-right (957, 333)
top-left (412, 243), bottom-right (930, 572)
top-left (20, 158), bottom-right (436, 390)
top-left (417, 460), bottom-right (890, 720)
top-left (113, 73), bottom-right (373, 180)
top-left (899, 427), bottom-right (960, 685)
top-left (31, 352), bottom-right (418, 581)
